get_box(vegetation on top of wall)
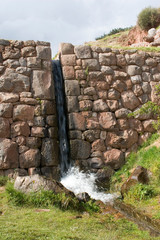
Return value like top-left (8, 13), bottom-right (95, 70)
top-left (95, 26), bottom-right (132, 40)
top-left (137, 6), bottom-right (160, 31)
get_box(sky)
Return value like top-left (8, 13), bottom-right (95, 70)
top-left (0, 0), bottom-right (160, 56)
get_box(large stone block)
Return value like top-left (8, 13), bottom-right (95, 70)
top-left (91, 139), bottom-right (106, 152)
top-left (99, 53), bottom-right (116, 65)
top-left (82, 59), bottom-right (100, 71)
top-left (127, 65), bottom-right (141, 76)
top-left (0, 93), bottom-right (19, 103)
top-left (121, 91), bottom-right (140, 110)
top-left (36, 46), bottom-right (51, 60)
top-left (62, 66), bottom-right (75, 79)
top-left (0, 118), bottom-right (10, 138)
top-left (26, 137), bottom-right (41, 149)
top-left (65, 80), bottom-right (80, 96)
top-left (99, 112), bottom-right (116, 129)
top-left (69, 113), bottom-right (86, 130)
top-left (32, 70), bottom-right (54, 99)
top-left (41, 138), bottom-right (59, 166)
top-left (13, 105), bottom-right (35, 121)
top-left (0, 103), bottom-right (12, 117)
top-left (60, 43), bottom-right (74, 55)
top-left (70, 139), bottom-right (91, 159)
top-left (67, 96), bottom-right (79, 112)
top-left (11, 121), bottom-right (30, 137)
top-left (74, 45), bottom-right (92, 59)
top-left (27, 57), bottom-right (41, 68)
top-left (0, 139), bottom-right (18, 169)
top-left (83, 130), bottom-right (100, 142)
top-left (61, 55), bottom-right (76, 66)
top-left (104, 149), bottom-right (124, 170)
top-left (125, 53), bottom-right (145, 66)
top-left (2, 46), bottom-right (21, 59)
top-left (19, 149), bottom-right (41, 168)
top-left (93, 99), bottom-right (108, 112)
top-left (22, 47), bottom-right (36, 57)
top-left (106, 130), bottom-right (138, 149)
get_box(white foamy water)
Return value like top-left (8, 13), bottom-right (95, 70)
top-left (61, 167), bottom-right (118, 204)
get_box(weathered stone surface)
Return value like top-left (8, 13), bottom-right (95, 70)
top-left (19, 149), bottom-right (41, 168)
top-left (84, 87), bottom-right (96, 95)
top-left (129, 119), bottom-right (143, 133)
top-left (36, 46), bottom-right (51, 60)
top-left (93, 99), bottom-right (108, 111)
top-left (48, 127), bottom-right (58, 138)
top-left (142, 120), bottom-right (156, 133)
top-left (31, 127), bottom-right (46, 138)
top-left (107, 100), bottom-right (119, 112)
top-left (104, 149), bottom-right (124, 170)
top-left (127, 65), bottom-right (141, 75)
top-left (96, 167), bottom-right (115, 189)
top-left (69, 130), bottom-right (82, 139)
top-left (14, 175), bottom-right (73, 196)
top-left (99, 112), bottom-right (116, 129)
top-left (121, 166), bottom-right (149, 197)
top-left (27, 57), bottom-right (41, 68)
top-left (41, 100), bottom-right (55, 115)
top-left (0, 71), bottom-right (30, 93)
top-left (116, 54), bottom-right (127, 66)
top-left (131, 75), bottom-right (142, 84)
top-left (11, 121), bottom-right (30, 137)
top-left (0, 139), bottom-right (18, 169)
top-left (83, 130), bottom-right (100, 142)
top-left (138, 132), bottom-right (152, 145)
top-left (115, 108), bottom-right (131, 118)
top-left (101, 66), bottom-right (114, 75)
top-left (79, 100), bottom-right (92, 111)
top-left (117, 119), bottom-right (129, 130)
top-left (41, 167), bottom-right (60, 180)
top-left (99, 53), bottom-right (116, 65)
top-left (32, 70), bottom-right (54, 99)
top-left (89, 71), bottom-right (104, 81)
top-left (74, 45), bottom-right (91, 59)
top-left (108, 89), bottom-right (120, 100)
top-left (41, 138), bottom-right (58, 166)
top-left (82, 59), bottom-right (99, 71)
top-left (61, 55), bottom-right (76, 66)
top-left (121, 91), bottom-right (140, 110)
top-left (13, 105), bottom-right (35, 121)
top-left (112, 80), bottom-right (126, 93)
top-left (22, 47), bottom-right (36, 57)
top-left (34, 116), bottom-right (45, 126)
top-left (76, 70), bottom-right (87, 80)
top-left (0, 118), bottom-right (10, 138)
top-left (145, 58), bottom-right (157, 67)
top-left (141, 82), bottom-right (151, 93)
top-left (46, 115), bottom-right (57, 127)
top-left (133, 84), bottom-right (143, 96)
top-left (97, 81), bottom-right (109, 91)
top-left (92, 139), bottom-right (106, 152)
top-left (62, 66), bottom-right (75, 79)
top-left (26, 137), bottom-right (41, 149)
top-left (87, 157), bottom-right (104, 169)
top-left (142, 72), bottom-right (152, 82)
top-left (65, 80), bottom-right (80, 96)
top-left (16, 136), bottom-right (26, 146)
top-left (69, 113), bottom-right (85, 130)
top-left (16, 67), bottom-right (31, 76)
top-left (70, 139), bottom-right (90, 159)
top-left (106, 130), bottom-right (138, 149)
top-left (60, 43), bottom-right (74, 55)
top-left (0, 103), bottom-right (12, 117)
top-left (86, 119), bottom-right (100, 129)
top-left (125, 53), bottom-right (145, 66)
top-left (67, 96), bottom-right (79, 112)
top-left (24, 40), bottom-right (36, 46)
top-left (3, 59), bottom-right (20, 68)
top-left (3, 46), bottom-right (21, 59)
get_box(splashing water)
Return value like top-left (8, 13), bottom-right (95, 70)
top-left (61, 166), bottom-right (118, 204)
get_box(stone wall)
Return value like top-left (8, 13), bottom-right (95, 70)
top-left (0, 39), bottom-right (59, 179)
top-left (60, 43), bottom-right (160, 178)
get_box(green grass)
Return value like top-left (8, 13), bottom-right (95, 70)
top-left (0, 176), bottom-right (8, 186)
top-left (0, 187), bottom-right (157, 240)
top-left (110, 134), bottom-right (160, 219)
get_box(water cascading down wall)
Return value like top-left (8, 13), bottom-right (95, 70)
top-left (0, 39), bottom-right (160, 183)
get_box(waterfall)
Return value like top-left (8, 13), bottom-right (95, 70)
top-left (52, 60), bottom-right (70, 175)
top-left (52, 60), bottom-right (117, 204)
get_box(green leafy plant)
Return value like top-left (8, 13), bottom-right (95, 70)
top-left (137, 7), bottom-right (160, 30)
top-left (125, 183), bottom-right (157, 201)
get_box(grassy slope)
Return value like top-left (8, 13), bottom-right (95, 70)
top-left (111, 133), bottom-right (160, 220)
top-left (0, 185), bottom-right (156, 240)
top-left (86, 29), bottom-right (160, 52)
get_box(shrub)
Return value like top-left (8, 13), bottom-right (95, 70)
top-left (137, 7), bottom-right (160, 30)
top-left (95, 26), bottom-right (132, 40)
